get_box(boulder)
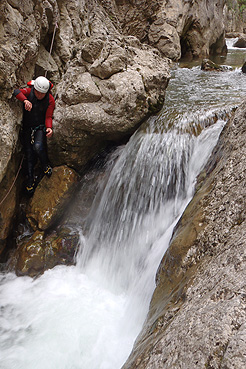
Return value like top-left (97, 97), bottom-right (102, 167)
top-left (242, 61), bottom-right (246, 74)
top-left (201, 59), bottom-right (231, 72)
top-left (48, 39), bottom-right (170, 169)
top-left (14, 227), bottom-right (79, 277)
top-left (26, 165), bottom-right (79, 231)
top-left (233, 35), bottom-right (246, 48)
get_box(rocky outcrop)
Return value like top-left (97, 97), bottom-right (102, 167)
top-left (12, 227), bottom-right (79, 277)
top-left (105, 0), bottom-right (227, 61)
top-left (8, 165), bottom-right (79, 276)
top-left (201, 58), bottom-right (232, 71)
top-left (50, 37), bottom-right (171, 169)
top-left (123, 101), bottom-right (246, 368)
top-left (0, 0), bottom-right (171, 180)
top-left (0, 152), bottom-right (23, 257)
top-left (233, 34), bottom-right (246, 47)
top-left (0, 0), bottom-right (227, 182)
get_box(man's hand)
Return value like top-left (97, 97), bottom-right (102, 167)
top-left (46, 128), bottom-right (53, 138)
top-left (24, 99), bottom-right (32, 111)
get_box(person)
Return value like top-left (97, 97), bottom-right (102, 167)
top-left (14, 76), bottom-right (55, 194)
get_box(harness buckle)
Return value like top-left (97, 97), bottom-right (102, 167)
top-left (31, 130), bottom-right (35, 145)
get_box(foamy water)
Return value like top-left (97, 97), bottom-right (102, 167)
top-left (1, 40), bottom-right (246, 369)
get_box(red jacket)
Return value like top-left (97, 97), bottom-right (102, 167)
top-left (14, 84), bottom-right (55, 129)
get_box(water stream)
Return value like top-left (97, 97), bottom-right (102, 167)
top-left (1, 40), bottom-right (246, 369)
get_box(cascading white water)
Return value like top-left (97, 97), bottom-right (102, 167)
top-left (1, 40), bottom-right (246, 369)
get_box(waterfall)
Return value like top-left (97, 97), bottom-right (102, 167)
top-left (0, 109), bottom-right (225, 369)
top-left (1, 42), bottom-right (246, 368)
top-left (76, 112), bottom-right (225, 294)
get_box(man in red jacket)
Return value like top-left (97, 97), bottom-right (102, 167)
top-left (14, 76), bottom-right (55, 194)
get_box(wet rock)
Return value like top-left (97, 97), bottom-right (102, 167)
top-left (242, 62), bottom-right (246, 74)
top-left (201, 59), bottom-right (229, 72)
top-left (15, 230), bottom-right (45, 277)
top-left (14, 227), bottom-right (79, 277)
top-left (26, 165), bottom-right (79, 231)
top-left (44, 227), bottom-right (79, 270)
top-left (233, 35), bottom-right (246, 48)
top-left (226, 32), bottom-right (244, 38)
top-left (123, 101), bottom-right (246, 368)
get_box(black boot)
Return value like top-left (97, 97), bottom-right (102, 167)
top-left (25, 177), bottom-right (35, 196)
top-left (43, 165), bottom-right (52, 177)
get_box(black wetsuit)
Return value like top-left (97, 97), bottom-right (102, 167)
top-left (14, 86), bottom-right (55, 184)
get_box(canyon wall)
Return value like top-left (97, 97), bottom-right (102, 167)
top-left (0, 0), bottom-right (227, 272)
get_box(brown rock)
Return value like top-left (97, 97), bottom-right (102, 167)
top-left (15, 230), bottom-right (45, 277)
top-left (201, 58), bottom-right (229, 72)
top-left (233, 35), bottom-right (246, 48)
top-left (26, 165), bottom-right (79, 231)
top-left (14, 227), bottom-right (79, 277)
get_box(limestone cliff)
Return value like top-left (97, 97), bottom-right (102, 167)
top-left (101, 0), bottom-right (227, 60)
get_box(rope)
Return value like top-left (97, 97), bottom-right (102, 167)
top-left (0, 155), bottom-right (24, 207)
top-left (1, 21), bottom-right (58, 206)
top-left (44, 21), bottom-right (58, 78)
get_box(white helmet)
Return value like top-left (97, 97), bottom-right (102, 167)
top-left (34, 76), bottom-right (50, 93)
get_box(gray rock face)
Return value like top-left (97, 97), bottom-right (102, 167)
top-left (50, 37), bottom-right (170, 169)
top-left (105, 0), bottom-right (227, 61)
top-left (123, 102), bottom-right (246, 368)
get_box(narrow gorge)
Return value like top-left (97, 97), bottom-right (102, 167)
top-left (0, 1), bottom-right (246, 368)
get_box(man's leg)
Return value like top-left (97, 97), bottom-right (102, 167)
top-left (33, 129), bottom-right (52, 177)
top-left (23, 128), bottom-right (36, 191)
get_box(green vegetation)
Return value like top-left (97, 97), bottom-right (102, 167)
top-left (226, 0), bottom-right (246, 13)
top-left (238, 0), bottom-right (246, 12)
